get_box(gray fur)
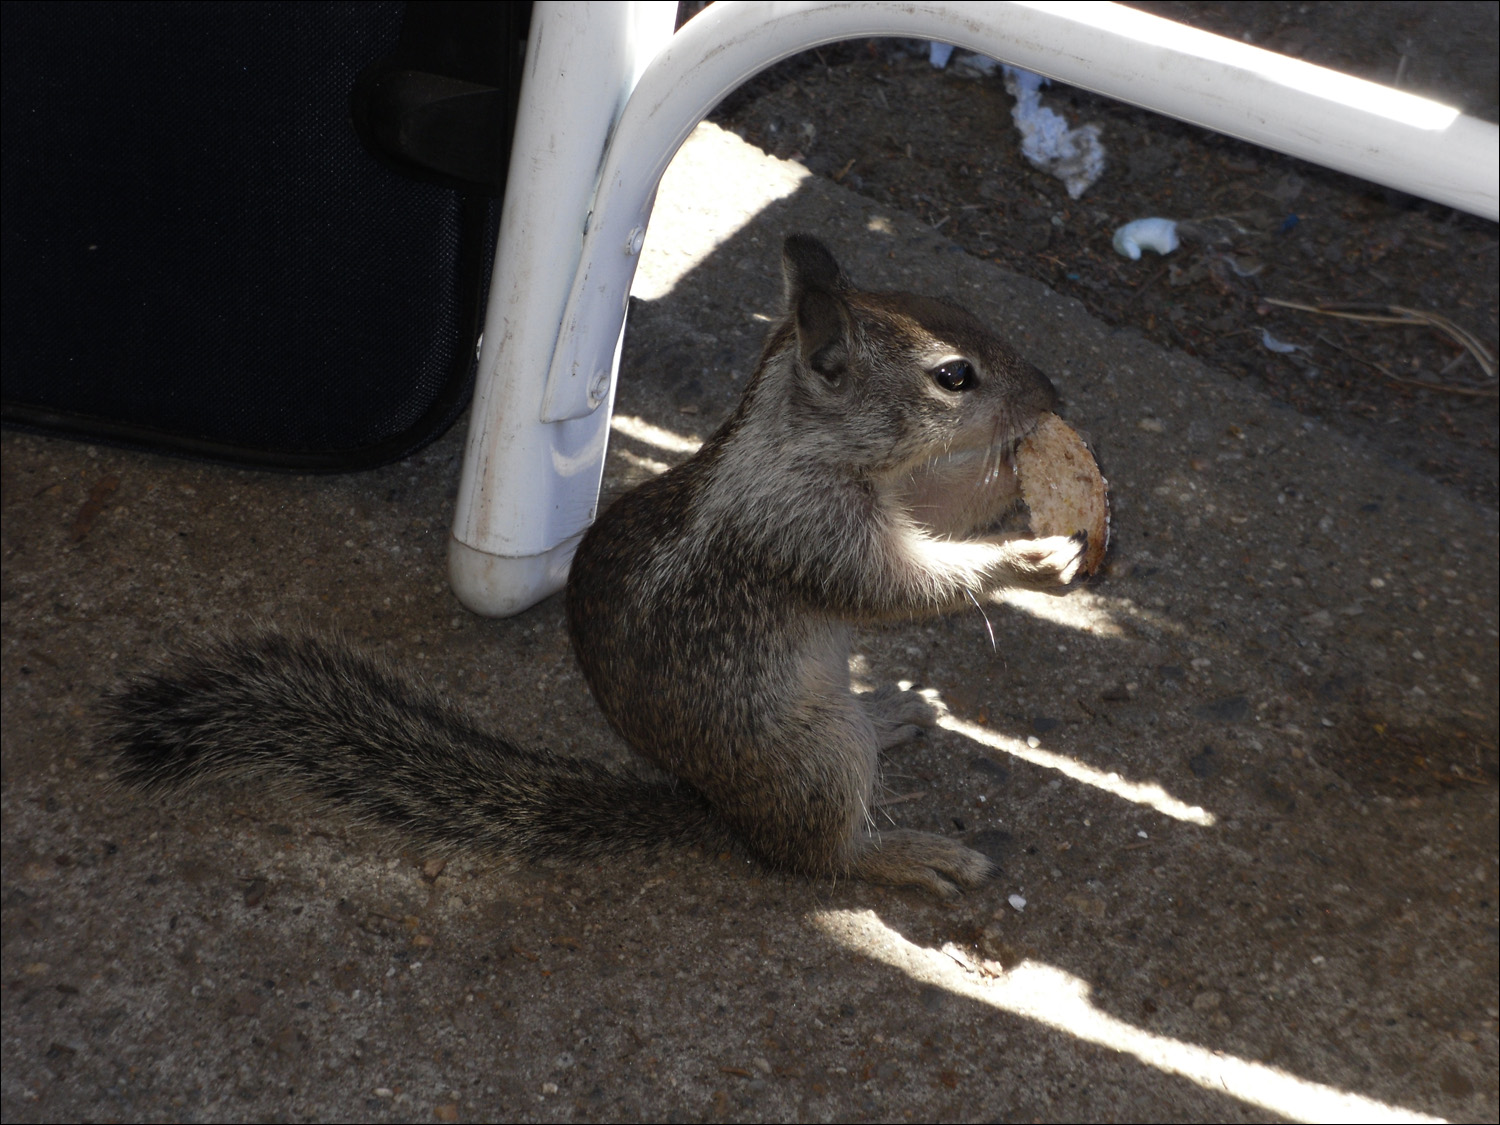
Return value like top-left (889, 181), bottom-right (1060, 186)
top-left (105, 236), bottom-right (1086, 898)
top-left (104, 633), bottom-right (732, 861)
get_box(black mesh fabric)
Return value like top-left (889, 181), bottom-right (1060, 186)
top-left (1, 2), bottom-right (497, 470)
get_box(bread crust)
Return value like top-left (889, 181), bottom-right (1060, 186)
top-left (1016, 413), bottom-right (1109, 575)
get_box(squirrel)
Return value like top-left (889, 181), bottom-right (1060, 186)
top-left (105, 235), bottom-right (1089, 898)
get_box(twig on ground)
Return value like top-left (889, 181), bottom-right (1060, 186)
top-left (1262, 297), bottom-right (1496, 382)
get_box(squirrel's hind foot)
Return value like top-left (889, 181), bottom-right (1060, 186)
top-left (847, 829), bottom-right (995, 898)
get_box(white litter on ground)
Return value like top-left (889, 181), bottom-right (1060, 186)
top-left (1260, 329), bottom-right (1304, 354)
top-left (1002, 66), bottom-right (1106, 199)
top-left (1112, 217), bottom-right (1180, 260)
top-left (927, 42), bottom-right (1000, 76)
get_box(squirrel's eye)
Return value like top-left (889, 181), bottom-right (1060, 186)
top-left (932, 359), bottom-right (975, 392)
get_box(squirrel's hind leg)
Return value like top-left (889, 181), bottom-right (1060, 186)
top-left (850, 688), bottom-right (993, 895)
top-left (723, 704), bottom-right (992, 897)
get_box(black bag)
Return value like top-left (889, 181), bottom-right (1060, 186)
top-left (2, 2), bottom-right (527, 471)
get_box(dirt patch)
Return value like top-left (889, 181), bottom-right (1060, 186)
top-left (700, 2), bottom-right (1499, 506)
top-left (1326, 714), bottom-right (1500, 796)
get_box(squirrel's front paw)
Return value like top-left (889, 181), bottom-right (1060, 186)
top-left (1007, 532), bottom-right (1088, 589)
top-left (862, 683), bottom-right (946, 748)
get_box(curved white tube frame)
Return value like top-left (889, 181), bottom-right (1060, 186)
top-left (451, 0), bottom-right (1499, 616)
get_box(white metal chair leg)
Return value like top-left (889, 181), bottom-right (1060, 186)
top-left (448, 1), bottom-right (678, 616)
top-left (451, 0), bottom-right (1499, 617)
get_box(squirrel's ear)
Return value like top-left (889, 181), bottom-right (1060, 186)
top-left (782, 234), bottom-right (847, 299)
top-left (783, 235), bottom-right (851, 383)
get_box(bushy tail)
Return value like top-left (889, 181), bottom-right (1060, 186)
top-left (102, 633), bottom-right (733, 862)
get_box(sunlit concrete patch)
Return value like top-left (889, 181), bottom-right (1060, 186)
top-left (940, 714), bottom-right (1216, 826)
top-left (613, 447), bottom-right (674, 476)
top-left (610, 413), bottom-right (704, 456)
top-left (995, 586), bottom-right (1126, 638)
top-left (999, 586), bottom-right (1194, 644)
top-left (811, 908), bottom-right (1446, 1125)
top-left (630, 122), bottom-right (811, 301)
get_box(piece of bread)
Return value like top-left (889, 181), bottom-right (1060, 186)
top-left (1016, 413), bottom-right (1110, 575)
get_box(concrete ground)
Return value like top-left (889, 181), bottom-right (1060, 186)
top-left (3, 120), bottom-right (1496, 1123)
